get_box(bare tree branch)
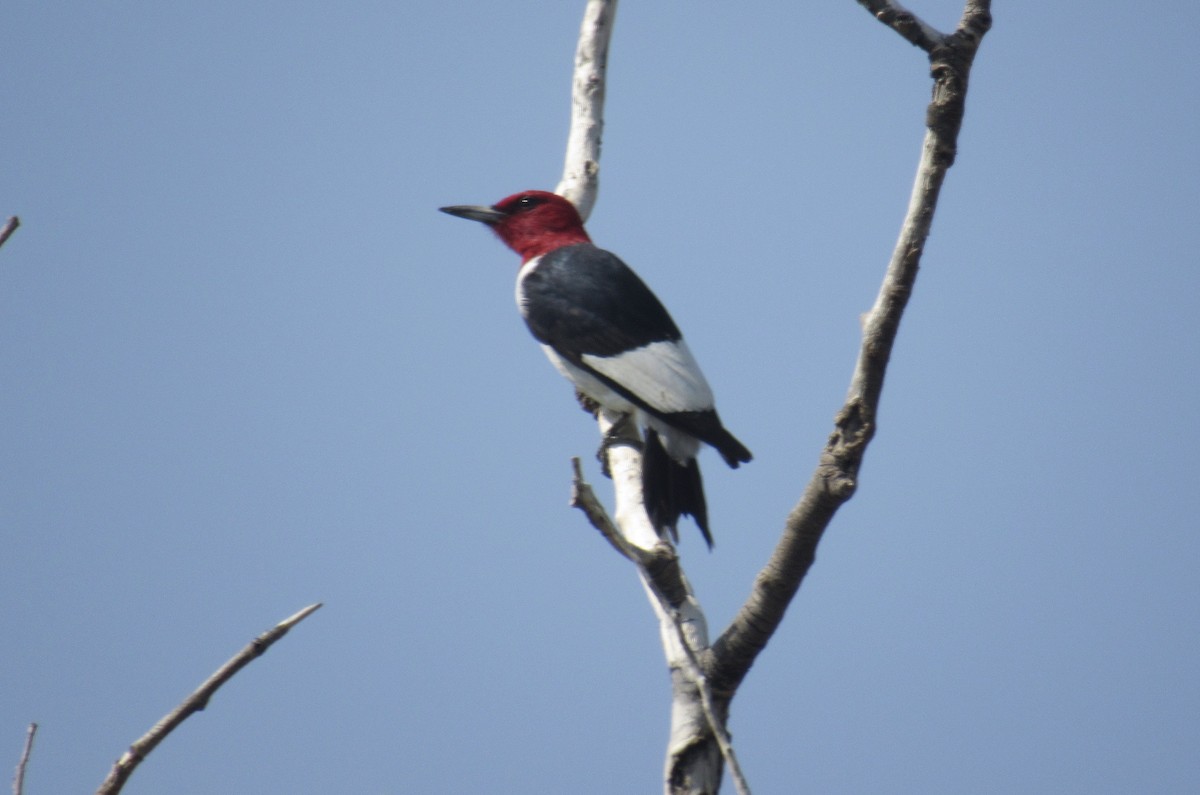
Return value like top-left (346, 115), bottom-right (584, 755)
top-left (555, 0), bottom-right (618, 220)
top-left (710, 0), bottom-right (993, 696)
top-left (856, 0), bottom-right (945, 51)
top-left (570, 461), bottom-right (749, 795)
top-left (672, 634), bottom-right (750, 795)
top-left (0, 217), bottom-right (20, 251)
top-left (570, 455), bottom-right (634, 560)
top-left (570, 443), bottom-right (696, 617)
top-left (94, 603), bottom-right (323, 795)
top-left (553, 0), bottom-right (992, 790)
top-left (12, 723), bottom-right (36, 795)
top-left (577, 402), bottom-right (731, 791)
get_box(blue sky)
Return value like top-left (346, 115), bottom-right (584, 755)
top-left (3, 2), bottom-right (1198, 792)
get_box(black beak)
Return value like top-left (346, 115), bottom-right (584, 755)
top-left (439, 204), bottom-right (506, 226)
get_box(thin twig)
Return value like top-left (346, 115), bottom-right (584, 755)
top-left (95, 603), bottom-right (323, 795)
top-left (0, 217), bottom-right (19, 251)
top-left (570, 457), bottom-right (633, 560)
top-left (12, 723), bottom-right (36, 795)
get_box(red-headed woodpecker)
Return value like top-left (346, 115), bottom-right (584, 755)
top-left (439, 190), bottom-right (751, 546)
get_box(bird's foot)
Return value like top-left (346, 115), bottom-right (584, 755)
top-left (596, 413), bottom-right (641, 479)
top-left (575, 389), bottom-right (601, 417)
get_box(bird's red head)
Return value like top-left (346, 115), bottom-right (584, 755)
top-left (439, 190), bottom-right (591, 262)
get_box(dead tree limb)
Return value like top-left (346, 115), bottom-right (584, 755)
top-left (12, 723), bottom-right (36, 795)
top-left (0, 217), bottom-right (19, 251)
top-left (552, 0), bottom-right (992, 791)
top-left (710, 0), bottom-right (993, 698)
top-left (554, 2), bottom-right (745, 792)
top-left (94, 603), bottom-right (323, 795)
top-left (555, 0), bottom-right (616, 218)
top-left (571, 454), bottom-right (749, 795)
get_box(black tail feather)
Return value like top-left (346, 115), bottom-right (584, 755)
top-left (643, 429), bottom-right (712, 548)
top-left (711, 426), bottom-right (753, 468)
top-left (656, 408), bottom-right (752, 468)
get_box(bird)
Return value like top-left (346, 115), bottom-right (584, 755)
top-left (439, 190), bottom-right (750, 546)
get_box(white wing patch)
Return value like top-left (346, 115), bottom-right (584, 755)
top-left (582, 340), bottom-right (714, 413)
top-left (542, 345), bottom-right (636, 414)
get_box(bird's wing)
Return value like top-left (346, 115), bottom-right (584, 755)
top-left (520, 243), bottom-right (751, 463)
top-left (519, 244), bottom-right (682, 357)
top-left (580, 339), bottom-right (713, 413)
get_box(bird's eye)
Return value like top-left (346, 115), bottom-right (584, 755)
top-left (515, 195), bottom-right (542, 211)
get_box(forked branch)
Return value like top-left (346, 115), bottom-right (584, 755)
top-left (570, 459), bottom-right (749, 794)
top-left (553, 0), bottom-right (992, 791)
top-left (556, 3), bottom-right (745, 791)
top-left (709, 0), bottom-right (993, 695)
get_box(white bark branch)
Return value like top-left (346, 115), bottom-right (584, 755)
top-left (555, 0), bottom-right (617, 221)
top-left (570, 459), bottom-right (748, 795)
top-left (556, 2), bottom-right (744, 791)
top-left (94, 603), bottom-right (323, 795)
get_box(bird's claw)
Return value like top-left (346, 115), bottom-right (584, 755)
top-left (596, 413), bottom-right (641, 478)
